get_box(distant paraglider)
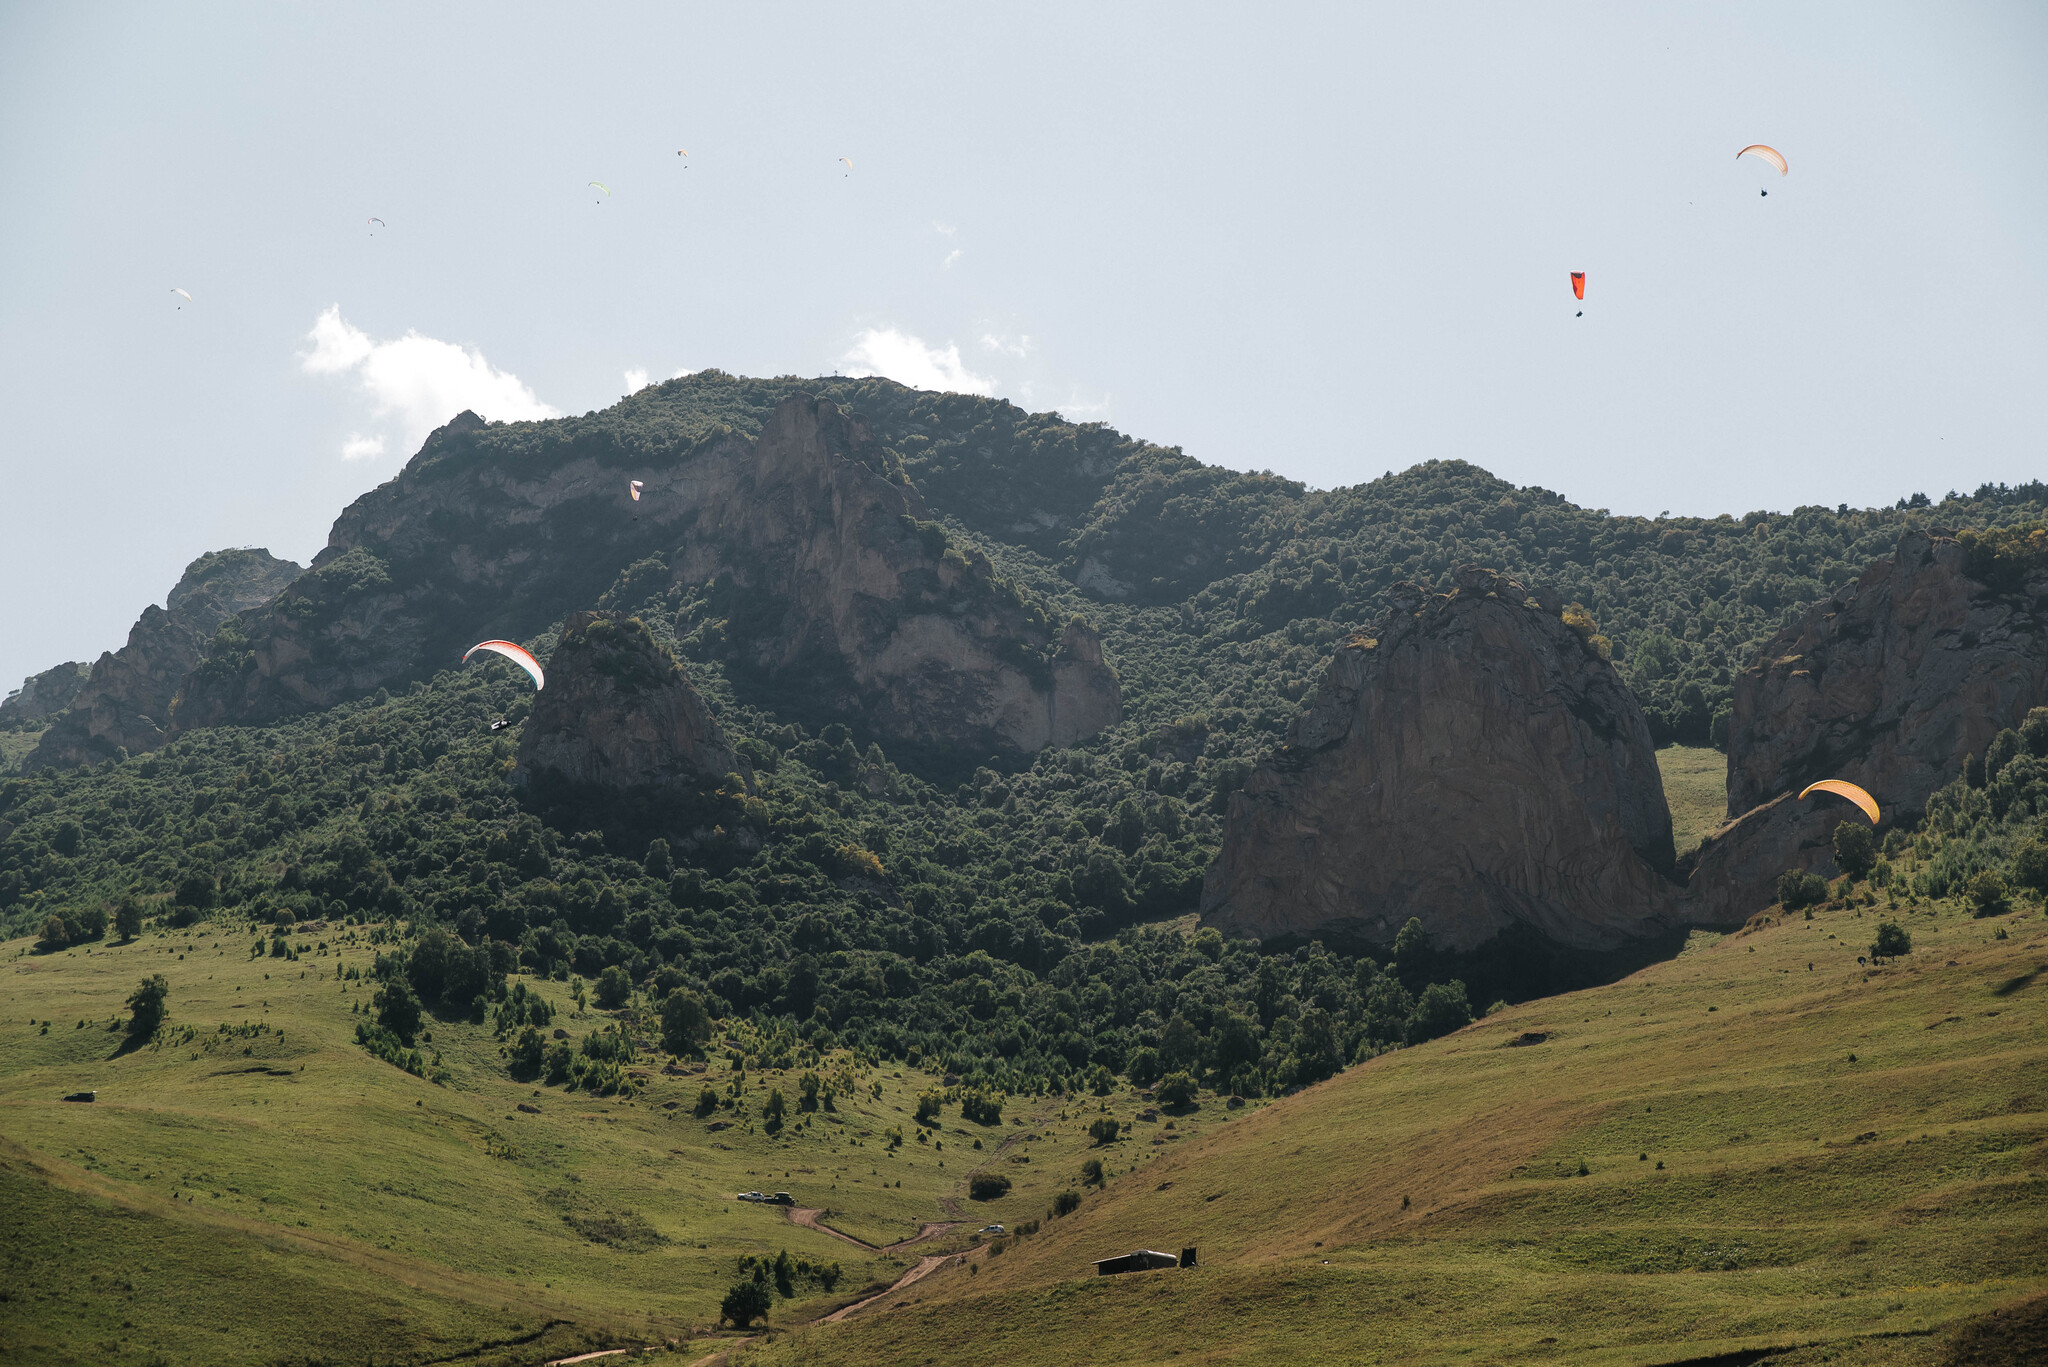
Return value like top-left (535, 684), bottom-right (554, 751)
top-left (368, 217), bottom-right (386, 231)
top-left (839, 156), bottom-right (853, 176)
top-left (463, 640), bottom-right (545, 691)
top-left (1737, 144), bottom-right (1788, 196)
top-left (1571, 271), bottom-right (1584, 317)
top-left (1798, 779), bottom-right (1879, 825)
top-left (629, 480), bottom-right (644, 502)
top-left (589, 181), bottom-right (611, 202)
top-left (171, 288), bottom-right (192, 309)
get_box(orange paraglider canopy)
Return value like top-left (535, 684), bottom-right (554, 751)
top-left (1570, 272), bottom-right (1585, 301)
top-left (1798, 779), bottom-right (1879, 825)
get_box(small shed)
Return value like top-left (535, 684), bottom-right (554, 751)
top-left (1093, 1249), bottom-right (1181, 1276)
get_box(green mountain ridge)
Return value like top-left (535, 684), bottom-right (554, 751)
top-left (4, 372), bottom-right (2046, 1083)
top-left (4, 371), bottom-right (2048, 1365)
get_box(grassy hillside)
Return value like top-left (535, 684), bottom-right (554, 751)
top-left (0, 917), bottom-right (1261, 1365)
top-left (1658, 744), bottom-right (1728, 856)
top-left (0, 725), bottom-right (44, 777)
top-left (6, 376), bottom-right (2048, 1364)
top-left (738, 892), bottom-right (2048, 1367)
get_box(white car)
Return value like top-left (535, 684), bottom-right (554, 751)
top-left (737, 1191), bottom-right (767, 1202)
top-left (980, 1224), bottom-right (1004, 1235)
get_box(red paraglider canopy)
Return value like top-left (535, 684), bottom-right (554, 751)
top-left (1570, 272), bottom-right (1585, 302)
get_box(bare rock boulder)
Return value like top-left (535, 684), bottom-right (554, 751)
top-left (678, 392), bottom-right (1122, 753)
top-left (26, 548), bottom-right (301, 770)
top-left (1687, 529), bottom-right (2048, 920)
top-left (1202, 566), bottom-right (1678, 953)
top-left (515, 611), bottom-right (741, 799)
top-left (0, 661), bottom-right (90, 727)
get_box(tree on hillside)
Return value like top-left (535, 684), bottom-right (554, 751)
top-left (1088, 1118), bottom-right (1121, 1146)
top-left (172, 871), bottom-right (216, 924)
top-left (659, 989), bottom-right (712, 1056)
top-left (375, 978), bottom-right (423, 1045)
top-left (1777, 869), bottom-right (1828, 911)
top-left (968, 1172), bottom-right (1012, 1201)
top-left (1159, 1013), bottom-right (1201, 1070)
top-left (113, 898), bottom-right (143, 942)
top-left (1155, 1070), bottom-right (1198, 1110)
top-left (509, 1026), bottom-right (545, 1078)
top-left (406, 927), bottom-right (467, 1002)
top-left (1288, 1009), bottom-right (1344, 1084)
top-left (1208, 1012), bottom-right (1261, 1083)
top-left (595, 964), bottom-right (632, 1010)
top-left (1392, 916), bottom-right (1434, 987)
top-left (1406, 980), bottom-right (1473, 1044)
top-left (721, 1276), bottom-right (772, 1328)
top-left (1968, 872), bottom-right (2010, 918)
top-left (2011, 840), bottom-right (2048, 894)
top-left (1832, 822), bottom-right (1876, 881)
top-left (1870, 921), bottom-right (1912, 961)
top-left (764, 1087), bottom-right (787, 1131)
top-left (1081, 1157), bottom-right (1105, 1186)
top-left (126, 974), bottom-right (169, 1042)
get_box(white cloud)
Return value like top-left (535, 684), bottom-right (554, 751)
top-left (980, 332), bottom-right (1033, 359)
top-left (933, 221), bottom-right (956, 237)
top-left (299, 305), bottom-right (558, 459)
top-left (624, 367), bottom-right (650, 393)
top-left (1058, 389), bottom-right (1114, 421)
top-left (941, 249), bottom-right (963, 271)
top-left (841, 327), bottom-right (995, 396)
top-left (302, 307), bottom-right (374, 374)
top-left (340, 433), bottom-right (386, 462)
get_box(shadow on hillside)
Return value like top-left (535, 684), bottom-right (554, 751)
top-left (1262, 918), bottom-right (1701, 1011)
top-left (107, 1031), bottom-right (151, 1060)
top-left (1992, 965), bottom-right (2044, 997)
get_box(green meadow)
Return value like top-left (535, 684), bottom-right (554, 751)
top-left (0, 920), bottom-right (1256, 1365)
top-left (739, 894), bottom-right (2048, 1367)
top-left (1658, 744), bottom-right (1730, 857)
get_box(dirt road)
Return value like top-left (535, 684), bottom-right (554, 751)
top-left (783, 1205), bottom-right (957, 1253)
top-left (821, 1253), bottom-right (955, 1323)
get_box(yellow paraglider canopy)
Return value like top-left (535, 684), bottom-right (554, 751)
top-left (1737, 145), bottom-right (1788, 176)
top-left (1799, 779), bottom-right (1879, 825)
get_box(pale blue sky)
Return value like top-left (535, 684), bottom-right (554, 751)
top-left (2, 2), bottom-right (2044, 691)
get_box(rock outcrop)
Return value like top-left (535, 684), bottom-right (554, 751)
top-left (25, 548), bottom-right (301, 770)
top-left (675, 394), bottom-right (1122, 753)
top-left (0, 661), bottom-right (90, 727)
top-left (175, 395), bottom-right (1118, 756)
top-left (515, 611), bottom-right (741, 797)
top-left (1202, 566), bottom-right (1677, 953)
top-left (1687, 529), bottom-right (2048, 919)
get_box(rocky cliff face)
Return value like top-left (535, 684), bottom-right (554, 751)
top-left (1202, 566), bottom-right (1677, 953)
top-left (675, 394), bottom-right (1122, 753)
top-left (0, 662), bottom-right (89, 727)
top-left (173, 395), bottom-right (1117, 756)
top-left (1687, 529), bottom-right (2048, 919)
top-left (25, 548), bottom-right (301, 770)
top-left (516, 611), bottom-right (741, 797)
